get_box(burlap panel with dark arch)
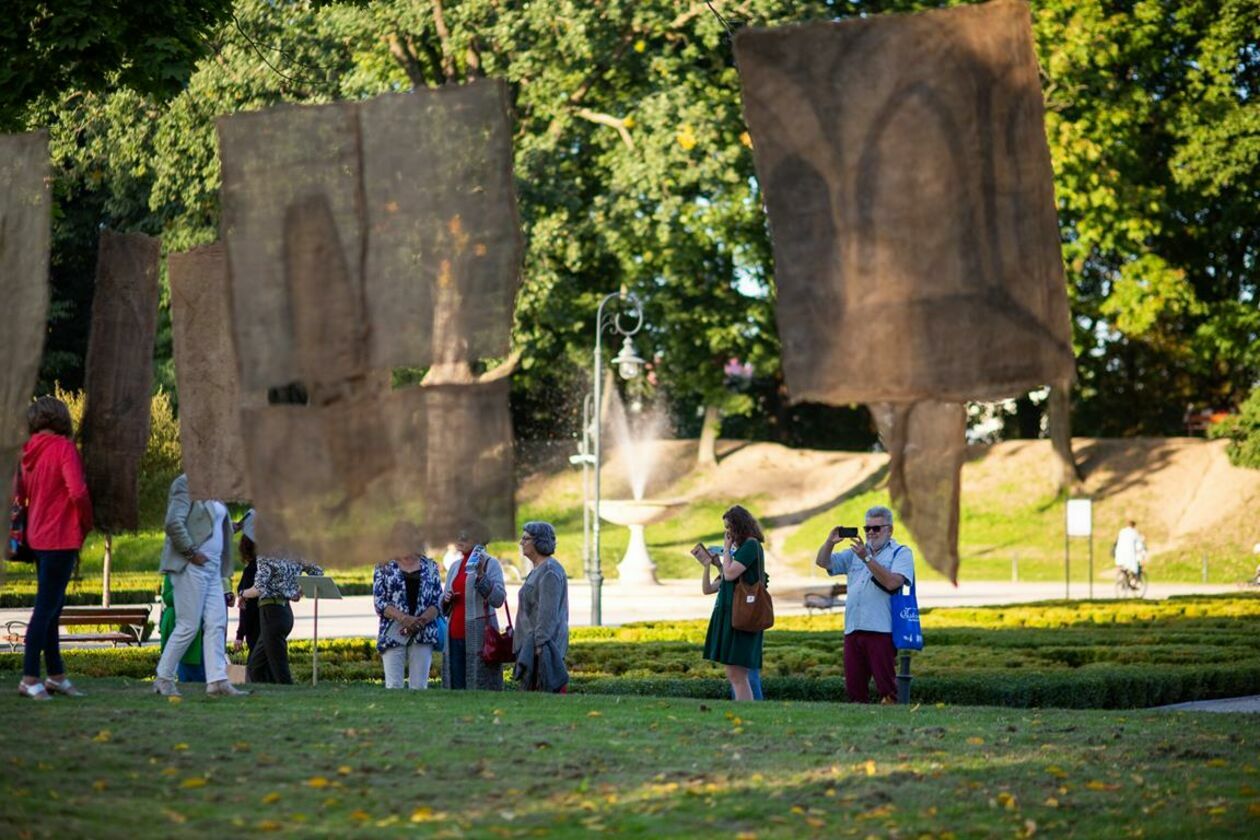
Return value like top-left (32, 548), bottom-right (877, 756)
top-left (169, 243), bottom-right (252, 502)
top-left (80, 231), bottom-right (160, 533)
top-left (736, 1), bottom-right (1075, 580)
top-left (0, 131), bottom-right (51, 491)
top-left (217, 79), bottom-right (519, 566)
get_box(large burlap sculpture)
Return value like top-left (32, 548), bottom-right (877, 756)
top-left (80, 231), bottom-right (161, 532)
top-left (217, 80), bottom-right (520, 565)
top-left (737, 0), bottom-right (1075, 580)
top-left (168, 243), bottom-right (251, 502)
top-left (0, 131), bottom-right (51, 491)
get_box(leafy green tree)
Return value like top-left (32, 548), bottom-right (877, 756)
top-left (28, 0), bottom-right (1259, 451)
top-left (1210, 390), bottom-right (1260, 469)
top-left (1, 1), bottom-right (234, 130)
top-left (1035, 0), bottom-right (1259, 435)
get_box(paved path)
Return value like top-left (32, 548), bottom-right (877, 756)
top-left (1153, 695), bottom-right (1260, 713)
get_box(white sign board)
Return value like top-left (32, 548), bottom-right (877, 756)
top-left (1066, 498), bottom-right (1092, 537)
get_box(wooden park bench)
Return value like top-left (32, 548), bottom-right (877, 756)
top-left (3, 604), bottom-right (152, 653)
top-left (803, 583), bottom-right (847, 615)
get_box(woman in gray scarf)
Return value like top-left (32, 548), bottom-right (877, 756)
top-left (512, 521), bottom-right (569, 692)
top-left (439, 525), bottom-right (508, 690)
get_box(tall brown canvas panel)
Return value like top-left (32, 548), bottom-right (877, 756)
top-left (168, 243), bottom-right (250, 501)
top-left (217, 102), bottom-right (363, 394)
top-left (359, 81), bottom-right (522, 375)
top-left (217, 83), bottom-right (520, 565)
top-left (735, 0), bottom-right (1074, 405)
top-left (246, 381), bottom-right (514, 566)
top-left (81, 231), bottom-right (161, 532)
top-left (871, 401), bottom-right (967, 583)
top-left (0, 131), bottom-right (51, 489)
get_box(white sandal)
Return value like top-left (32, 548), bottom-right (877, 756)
top-left (44, 677), bottom-right (85, 697)
top-left (17, 681), bottom-right (51, 701)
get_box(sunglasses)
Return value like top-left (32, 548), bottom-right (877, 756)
top-left (863, 525), bottom-right (887, 533)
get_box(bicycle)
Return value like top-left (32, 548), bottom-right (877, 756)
top-left (1114, 565), bottom-right (1148, 599)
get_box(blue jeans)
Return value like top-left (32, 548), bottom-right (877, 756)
top-left (447, 637), bottom-right (467, 690)
top-left (23, 550), bottom-right (78, 679)
top-left (731, 668), bottom-right (764, 701)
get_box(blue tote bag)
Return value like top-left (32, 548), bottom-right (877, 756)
top-left (890, 577), bottom-right (924, 651)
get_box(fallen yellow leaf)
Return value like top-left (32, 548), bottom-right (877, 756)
top-left (864, 760), bottom-right (877, 777)
top-left (967, 737), bottom-right (985, 746)
top-left (306, 776), bottom-right (330, 789)
top-left (173, 743), bottom-right (189, 752)
top-left (261, 792), bottom-right (280, 805)
top-left (587, 711), bottom-right (603, 718)
top-left (92, 730), bottom-right (111, 743)
top-left (257, 819), bottom-right (283, 831)
top-left (180, 777), bottom-right (207, 789)
top-left (337, 765), bottom-right (352, 776)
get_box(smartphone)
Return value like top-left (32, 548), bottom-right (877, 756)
top-left (836, 526), bottom-right (859, 539)
top-left (691, 542), bottom-right (716, 564)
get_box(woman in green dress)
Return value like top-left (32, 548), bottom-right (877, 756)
top-left (700, 505), bottom-right (766, 701)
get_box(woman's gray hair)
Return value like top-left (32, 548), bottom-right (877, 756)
top-left (866, 505), bottom-right (894, 526)
top-left (523, 521), bottom-right (557, 556)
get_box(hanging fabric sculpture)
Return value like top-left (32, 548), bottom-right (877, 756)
top-left (0, 131), bottom-right (51, 491)
top-left (168, 243), bottom-right (252, 502)
top-left (736, 0), bottom-right (1075, 581)
top-left (216, 79), bottom-right (520, 566)
top-left (80, 231), bottom-right (161, 532)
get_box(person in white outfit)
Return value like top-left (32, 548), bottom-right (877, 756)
top-left (1113, 520), bottom-right (1147, 575)
top-left (153, 474), bottom-right (247, 697)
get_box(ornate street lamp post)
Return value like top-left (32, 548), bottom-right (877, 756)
top-left (586, 289), bottom-right (644, 626)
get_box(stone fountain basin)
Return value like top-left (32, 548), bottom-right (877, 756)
top-left (597, 499), bottom-right (686, 527)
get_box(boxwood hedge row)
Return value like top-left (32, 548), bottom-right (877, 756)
top-left (2, 595), bottom-right (1256, 709)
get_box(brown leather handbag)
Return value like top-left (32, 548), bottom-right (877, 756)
top-left (479, 597), bottom-right (515, 664)
top-left (731, 542), bottom-right (774, 632)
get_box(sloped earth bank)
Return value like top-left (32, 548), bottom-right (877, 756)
top-left (519, 437), bottom-right (1260, 578)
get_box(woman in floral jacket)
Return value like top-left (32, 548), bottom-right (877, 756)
top-left (374, 549), bottom-right (443, 690)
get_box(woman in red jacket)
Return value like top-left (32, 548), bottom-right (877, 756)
top-left (16, 396), bottom-right (93, 700)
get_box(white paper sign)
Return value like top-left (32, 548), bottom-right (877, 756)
top-left (1066, 498), bottom-right (1092, 537)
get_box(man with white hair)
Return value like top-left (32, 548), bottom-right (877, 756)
top-left (815, 505), bottom-right (915, 703)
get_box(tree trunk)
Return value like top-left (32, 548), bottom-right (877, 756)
top-left (697, 404), bottom-right (720, 467)
top-left (1047, 380), bottom-right (1081, 492)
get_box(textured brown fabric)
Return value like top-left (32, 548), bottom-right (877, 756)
top-left (0, 131), bottom-right (51, 491)
top-left (81, 231), bottom-right (161, 532)
top-left (217, 81), bottom-right (521, 392)
top-left (216, 80), bottom-right (519, 566)
top-left (871, 402), bottom-right (967, 583)
top-left (168, 243), bottom-right (251, 501)
top-left (735, 0), bottom-right (1074, 404)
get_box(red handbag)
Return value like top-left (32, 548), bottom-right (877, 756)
top-left (479, 597), bottom-right (515, 664)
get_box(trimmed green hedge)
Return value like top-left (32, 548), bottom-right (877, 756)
top-left (4, 595), bottom-right (1257, 709)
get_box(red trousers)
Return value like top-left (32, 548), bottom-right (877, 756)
top-left (844, 631), bottom-right (897, 703)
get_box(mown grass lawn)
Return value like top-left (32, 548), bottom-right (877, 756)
top-left (1, 683), bottom-right (1257, 837)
